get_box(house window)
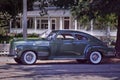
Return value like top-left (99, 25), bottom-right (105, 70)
top-left (16, 18), bottom-right (21, 28)
top-left (52, 20), bottom-right (55, 30)
top-left (64, 17), bottom-right (69, 19)
top-left (41, 20), bottom-right (48, 29)
top-left (27, 18), bottom-right (33, 29)
top-left (64, 17), bottom-right (69, 29)
top-left (37, 19), bottom-right (40, 29)
top-left (11, 18), bottom-right (21, 28)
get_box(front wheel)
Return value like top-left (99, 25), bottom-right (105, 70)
top-left (89, 51), bottom-right (102, 64)
top-left (21, 51), bottom-right (37, 65)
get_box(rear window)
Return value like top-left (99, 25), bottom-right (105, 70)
top-left (75, 34), bottom-right (87, 40)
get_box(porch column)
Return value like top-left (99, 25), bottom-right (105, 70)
top-left (9, 19), bottom-right (12, 33)
top-left (48, 16), bottom-right (51, 30)
top-left (90, 19), bottom-right (94, 35)
top-left (90, 19), bottom-right (94, 31)
top-left (75, 19), bottom-right (77, 30)
top-left (60, 17), bottom-right (63, 30)
top-left (34, 17), bottom-right (37, 32)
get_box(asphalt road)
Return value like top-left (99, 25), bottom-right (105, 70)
top-left (0, 57), bottom-right (120, 80)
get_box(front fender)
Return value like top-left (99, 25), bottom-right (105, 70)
top-left (35, 46), bottom-right (50, 57)
top-left (15, 45), bottom-right (50, 58)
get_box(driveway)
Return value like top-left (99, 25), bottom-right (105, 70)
top-left (0, 57), bottom-right (120, 80)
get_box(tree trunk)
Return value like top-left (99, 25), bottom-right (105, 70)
top-left (115, 15), bottom-right (120, 58)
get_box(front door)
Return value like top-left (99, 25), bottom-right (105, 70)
top-left (55, 33), bottom-right (76, 56)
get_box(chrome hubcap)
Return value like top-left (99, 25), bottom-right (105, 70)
top-left (26, 53), bottom-right (34, 62)
top-left (92, 54), bottom-right (99, 61)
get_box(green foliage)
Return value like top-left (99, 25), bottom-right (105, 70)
top-left (0, 12), bottom-right (11, 30)
top-left (0, 0), bottom-right (35, 23)
top-left (0, 27), bottom-right (6, 35)
top-left (71, 0), bottom-right (94, 28)
top-left (28, 33), bottom-right (39, 38)
top-left (0, 0), bottom-right (35, 36)
top-left (90, 0), bottom-right (120, 16)
top-left (53, 0), bottom-right (76, 8)
top-left (14, 33), bottom-right (23, 38)
top-left (71, 0), bottom-right (91, 19)
top-left (14, 33), bottom-right (39, 38)
top-left (0, 35), bottom-right (13, 43)
top-left (0, 0), bottom-right (35, 16)
top-left (94, 14), bottom-right (117, 29)
top-left (70, 0), bottom-right (118, 30)
top-left (0, 33), bottom-right (39, 43)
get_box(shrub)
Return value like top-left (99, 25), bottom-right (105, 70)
top-left (28, 33), bottom-right (39, 38)
top-left (0, 35), bottom-right (13, 43)
top-left (0, 33), bottom-right (39, 43)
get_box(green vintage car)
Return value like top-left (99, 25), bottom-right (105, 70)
top-left (9, 30), bottom-right (115, 65)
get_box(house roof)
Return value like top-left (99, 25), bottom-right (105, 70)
top-left (19, 10), bottom-right (71, 17)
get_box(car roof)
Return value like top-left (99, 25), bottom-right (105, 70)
top-left (52, 30), bottom-right (83, 33)
top-left (52, 30), bottom-right (102, 42)
top-left (52, 30), bottom-right (90, 36)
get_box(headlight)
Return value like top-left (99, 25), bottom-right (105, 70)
top-left (14, 46), bottom-right (23, 54)
top-left (14, 47), bottom-right (17, 51)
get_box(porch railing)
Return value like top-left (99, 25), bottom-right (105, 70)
top-left (0, 44), bottom-right (10, 56)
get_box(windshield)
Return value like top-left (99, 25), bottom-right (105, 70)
top-left (46, 32), bottom-right (57, 40)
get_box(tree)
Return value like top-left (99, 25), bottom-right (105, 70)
top-left (0, 0), bottom-right (35, 17)
top-left (52, 0), bottom-right (77, 8)
top-left (90, 0), bottom-right (120, 57)
top-left (0, 0), bottom-right (35, 33)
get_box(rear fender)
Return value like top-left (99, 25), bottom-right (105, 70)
top-left (84, 46), bottom-right (104, 58)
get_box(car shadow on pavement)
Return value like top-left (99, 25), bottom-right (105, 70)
top-left (6, 57), bottom-right (120, 65)
top-left (7, 60), bottom-right (88, 65)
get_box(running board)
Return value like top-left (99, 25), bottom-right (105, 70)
top-left (53, 57), bottom-right (86, 60)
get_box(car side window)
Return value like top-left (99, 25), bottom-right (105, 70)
top-left (56, 34), bottom-right (64, 40)
top-left (75, 34), bottom-right (87, 40)
top-left (56, 33), bottom-right (75, 40)
top-left (63, 33), bottom-right (75, 40)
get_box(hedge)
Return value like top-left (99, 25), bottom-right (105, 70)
top-left (0, 33), bottom-right (39, 43)
top-left (0, 35), bottom-right (13, 43)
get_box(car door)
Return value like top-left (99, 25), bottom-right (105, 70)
top-left (72, 34), bottom-right (88, 56)
top-left (55, 32), bottom-right (76, 56)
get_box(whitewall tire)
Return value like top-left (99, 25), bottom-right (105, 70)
top-left (21, 51), bottom-right (37, 65)
top-left (89, 51), bottom-right (102, 64)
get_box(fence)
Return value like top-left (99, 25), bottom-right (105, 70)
top-left (0, 44), bottom-right (10, 56)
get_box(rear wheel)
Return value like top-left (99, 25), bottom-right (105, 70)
top-left (89, 51), bottom-right (102, 64)
top-left (21, 51), bottom-right (37, 65)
